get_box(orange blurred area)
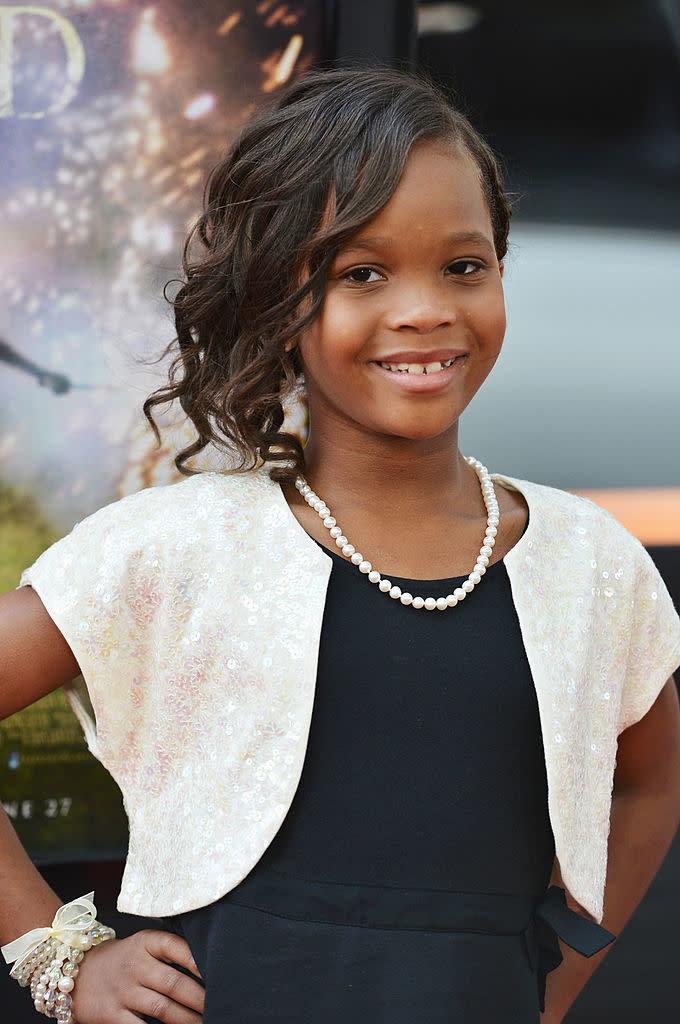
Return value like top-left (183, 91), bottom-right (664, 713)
top-left (576, 488), bottom-right (680, 546)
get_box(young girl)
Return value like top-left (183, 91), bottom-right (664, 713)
top-left (1, 68), bottom-right (680, 1024)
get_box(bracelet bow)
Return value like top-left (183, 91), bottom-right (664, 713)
top-left (1, 892), bottom-right (97, 971)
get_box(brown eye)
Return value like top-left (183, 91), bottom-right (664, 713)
top-left (345, 267), bottom-right (382, 284)
top-left (447, 260), bottom-right (482, 276)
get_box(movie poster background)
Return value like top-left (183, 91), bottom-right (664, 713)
top-left (0, 0), bottom-right (324, 861)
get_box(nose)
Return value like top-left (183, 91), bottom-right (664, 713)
top-left (385, 280), bottom-right (457, 334)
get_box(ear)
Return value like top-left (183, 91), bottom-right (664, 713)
top-left (284, 340), bottom-right (297, 353)
top-left (499, 261), bottom-right (504, 279)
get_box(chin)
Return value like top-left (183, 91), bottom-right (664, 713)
top-left (380, 419), bottom-right (460, 443)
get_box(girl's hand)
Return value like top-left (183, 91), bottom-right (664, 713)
top-left (70, 929), bottom-right (204, 1023)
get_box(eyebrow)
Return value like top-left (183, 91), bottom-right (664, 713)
top-left (338, 231), bottom-right (495, 254)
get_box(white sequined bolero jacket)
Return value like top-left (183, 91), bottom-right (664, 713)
top-left (22, 468), bottom-right (680, 923)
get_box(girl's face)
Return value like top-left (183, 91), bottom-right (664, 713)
top-left (297, 141), bottom-right (506, 450)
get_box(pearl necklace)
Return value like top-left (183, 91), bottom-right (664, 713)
top-left (295, 456), bottom-right (499, 611)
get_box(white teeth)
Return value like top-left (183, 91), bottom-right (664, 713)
top-left (407, 364), bottom-right (425, 375)
top-left (424, 362), bottom-right (441, 374)
top-left (396, 363), bottom-right (409, 371)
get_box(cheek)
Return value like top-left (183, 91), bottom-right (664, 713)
top-left (301, 299), bottom-right (371, 368)
top-left (469, 291), bottom-right (506, 352)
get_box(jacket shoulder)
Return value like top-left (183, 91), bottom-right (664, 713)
top-left (70, 469), bottom-right (267, 536)
top-left (493, 473), bottom-right (646, 557)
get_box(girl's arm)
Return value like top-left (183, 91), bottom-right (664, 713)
top-left (543, 675), bottom-right (680, 1023)
top-left (0, 586), bottom-right (205, 1023)
top-left (0, 586), bottom-right (81, 938)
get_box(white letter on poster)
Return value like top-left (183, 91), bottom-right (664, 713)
top-left (0, 6), bottom-right (85, 118)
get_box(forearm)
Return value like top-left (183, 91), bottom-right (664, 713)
top-left (543, 781), bottom-right (680, 1022)
top-left (0, 804), bottom-right (63, 946)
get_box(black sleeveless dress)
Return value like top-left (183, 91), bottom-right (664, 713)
top-left (168, 544), bottom-right (611, 1022)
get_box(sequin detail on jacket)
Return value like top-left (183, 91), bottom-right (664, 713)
top-left (21, 469), bottom-right (680, 921)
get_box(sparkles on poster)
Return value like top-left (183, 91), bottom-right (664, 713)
top-left (0, 1), bottom-right (323, 861)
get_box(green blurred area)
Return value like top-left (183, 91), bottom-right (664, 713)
top-left (0, 481), bottom-right (59, 592)
top-left (0, 481), bottom-right (128, 861)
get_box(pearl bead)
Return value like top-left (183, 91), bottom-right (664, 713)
top-left (57, 977), bottom-right (74, 993)
top-left (296, 457), bottom-right (499, 613)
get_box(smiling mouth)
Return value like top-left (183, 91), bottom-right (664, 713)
top-left (376, 356), bottom-right (461, 375)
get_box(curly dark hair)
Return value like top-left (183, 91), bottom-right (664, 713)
top-left (144, 67), bottom-right (512, 484)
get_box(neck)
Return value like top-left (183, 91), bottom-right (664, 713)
top-left (301, 421), bottom-right (475, 516)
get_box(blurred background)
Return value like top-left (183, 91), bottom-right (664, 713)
top-left (1, 1), bottom-right (678, 1020)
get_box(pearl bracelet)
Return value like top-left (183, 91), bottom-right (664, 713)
top-left (1, 892), bottom-right (115, 1023)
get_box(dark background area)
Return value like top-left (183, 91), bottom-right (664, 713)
top-left (335, 0), bottom-right (680, 230)
top-left (418, 0), bottom-right (680, 231)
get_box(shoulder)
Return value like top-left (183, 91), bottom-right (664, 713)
top-left (493, 472), bottom-right (648, 565)
top-left (22, 469), bottom-right (276, 597)
top-left (74, 470), bottom-right (269, 535)
top-left (28, 471), bottom-right (272, 574)
top-left (494, 472), bottom-right (640, 534)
